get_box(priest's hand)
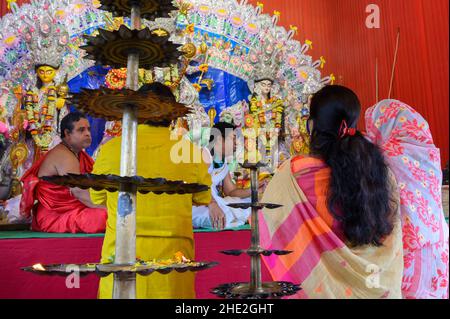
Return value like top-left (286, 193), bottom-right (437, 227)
top-left (208, 201), bottom-right (226, 230)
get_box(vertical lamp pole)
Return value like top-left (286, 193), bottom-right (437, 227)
top-left (249, 167), bottom-right (263, 293)
top-left (113, 3), bottom-right (140, 299)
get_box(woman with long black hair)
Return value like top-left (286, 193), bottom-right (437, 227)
top-left (259, 85), bottom-right (404, 298)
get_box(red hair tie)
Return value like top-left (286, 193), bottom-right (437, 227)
top-left (339, 120), bottom-right (356, 138)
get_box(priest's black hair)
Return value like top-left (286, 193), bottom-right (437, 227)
top-left (140, 82), bottom-right (177, 127)
top-left (60, 112), bottom-right (88, 139)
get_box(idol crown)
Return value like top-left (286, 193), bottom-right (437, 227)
top-left (250, 44), bottom-right (281, 82)
top-left (25, 16), bottom-right (69, 68)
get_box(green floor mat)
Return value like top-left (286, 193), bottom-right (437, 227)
top-left (3, 221), bottom-right (445, 240)
top-left (0, 231), bottom-right (105, 240)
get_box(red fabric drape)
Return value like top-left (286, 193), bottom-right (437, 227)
top-left (0, 231), bottom-right (271, 299)
top-left (2, 0), bottom-right (448, 164)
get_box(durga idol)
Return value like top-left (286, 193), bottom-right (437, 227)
top-left (22, 17), bottom-right (70, 157)
top-left (244, 47), bottom-right (285, 171)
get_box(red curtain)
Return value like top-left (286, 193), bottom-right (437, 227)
top-left (247, 0), bottom-right (449, 165)
top-left (0, 0), bottom-right (29, 15)
top-left (2, 0), bottom-right (448, 164)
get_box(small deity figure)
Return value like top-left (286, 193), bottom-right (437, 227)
top-left (245, 77), bottom-right (285, 171)
top-left (241, 43), bottom-right (286, 171)
top-left (24, 67), bottom-right (69, 155)
top-left (285, 95), bottom-right (312, 157)
top-left (21, 16), bottom-right (71, 157)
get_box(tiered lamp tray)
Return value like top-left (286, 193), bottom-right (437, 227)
top-left (211, 162), bottom-right (302, 299)
top-left (220, 249), bottom-right (292, 257)
top-left (81, 25), bottom-right (182, 69)
top-left (23, 260), bottom-right (218, 277)
top-left (23, 0), bottom-right (216, 299)
top-left (69, 86), bottom-right (189, 123)
top-left (213, 282), bottom-right (301, 299)
top-left (42, 174), bottom-right (208, 194)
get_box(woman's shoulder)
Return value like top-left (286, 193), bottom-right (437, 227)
top-left (290, 155), bottom-right (327, 174)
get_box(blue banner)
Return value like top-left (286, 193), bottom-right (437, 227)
top-left (67, 64), bottom-right (251, 155)
top-left (186, 65), bottom-right (250, 123)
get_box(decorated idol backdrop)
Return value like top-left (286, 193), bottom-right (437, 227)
top-left (67, 63), bottom-right (250, 156)
top-left (0, 0), bottom-right (332, 223)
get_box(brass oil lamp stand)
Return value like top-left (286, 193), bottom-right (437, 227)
top-left (23, 0), bottom-right (216, 299)
top-left (212, 162), bottom-right (301, 299)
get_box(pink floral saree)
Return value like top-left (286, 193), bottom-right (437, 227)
top-left (365, 99), bottom-right (449, 299)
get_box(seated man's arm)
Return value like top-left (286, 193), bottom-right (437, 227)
top-left (223, 173), bottom-right (268, 199)
top-left (55, 148), bottom-right (106, 209)
top-left (223, 173), bottom-right (252, 199)
top-left (193, 159), bottom-right (226, 230)
top-left (71, 187), bottom-right (106, 209)
top-left (43, 148), bottom-right (101, 209)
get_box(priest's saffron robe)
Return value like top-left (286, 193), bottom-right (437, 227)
top-left (20, 148), bottom-right (107, 233)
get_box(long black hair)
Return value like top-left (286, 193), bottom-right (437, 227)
top-left (309, 85), bottom-right (396, 247)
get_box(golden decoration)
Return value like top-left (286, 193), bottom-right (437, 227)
top-left (151, 28), bottom-right (169, 37)
top-left (199, 41), bottom-right (208, 55)
top-left (208, 107), bottom-right (217, 126)
top-left (201, 79), bottom-right (214, 90)
top-left (181, 43), bottom-right (197, 59)
top-left (178, 1), bottom-right (193, 16)
top-left (10, 143), bottom-right (29, 169)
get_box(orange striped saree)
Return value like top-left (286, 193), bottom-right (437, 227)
top-left (259, 156), bottom-right (404, 299)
